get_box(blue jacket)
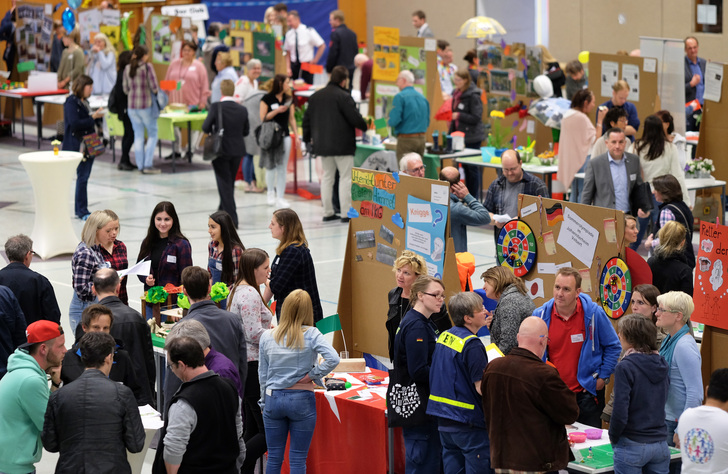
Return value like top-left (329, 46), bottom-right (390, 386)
top-left (388, 86), bottom-right (430, 135)
top-left (427, 325), bottom-right (487, 429)
top-left (394, 309), bottom-right (437, 392)
top-left (534, 293), bottom-right (621, 396)
top-left (62, 95), bottom-right (96, 152)
top-left (450, 193), bottom-right (491, 253)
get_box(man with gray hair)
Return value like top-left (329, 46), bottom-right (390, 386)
top-left (427, 291), bottom-right (491, 472)
top-left (399, 153), bottom-right (426, 177)
top-left (0, 235), bottom-right (61, 325)
top-left (166, 319), bottom-right (242, 397)
top-left (389, 70), bottom-right (430, 159)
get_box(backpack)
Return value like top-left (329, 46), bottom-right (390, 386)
top-left (107, 85), bottom-right (119, 114)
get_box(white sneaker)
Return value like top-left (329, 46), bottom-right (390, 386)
top-left (276, 198), bottom-right (290, 209)
top-left (267, 192), bottom-right (276, 206)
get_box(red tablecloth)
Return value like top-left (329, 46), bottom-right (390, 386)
top-left (281, 369), bottom-right (405, 474)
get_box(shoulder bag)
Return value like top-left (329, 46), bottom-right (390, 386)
top-left (203, 103), bottom-right (224, 161)
top-left (386, 365), bottom-right (429, 427)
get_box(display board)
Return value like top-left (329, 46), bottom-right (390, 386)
top-left (695, 63), bottom-right (728, 185)
top-left (13, 1), bottom-right (53, 73)
top-left (587, 53), bottom-right (660, 126)
top-left (228, 20), bottom-right (284, 81)
top-left (516, 195), bottom-right (627, 309)
top-left (334, 169), bottom-right (460, 358)
top-left (78, 7), bottom-right (121, 51)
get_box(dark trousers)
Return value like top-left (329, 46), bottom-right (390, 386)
top-left (75, 156), bottom-right (94, 218)
top-left (576, 388), bottom-right (606, 428)
top-left (463, 140), bottom-right (483, 200)
top-left (120, 113), bottom-right (134, 166)
top-left (242, 360), bottom-right (266, 474)
top-left (290, 61), bottom-right (313, 84)
top-left (212, 155), bottom-right (242, 227)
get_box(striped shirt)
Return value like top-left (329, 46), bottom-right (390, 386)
top-left (122, 62), bottom-right (159, 110)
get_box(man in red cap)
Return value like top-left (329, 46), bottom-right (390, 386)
top-left (0, 320), bottom-right (66, 474)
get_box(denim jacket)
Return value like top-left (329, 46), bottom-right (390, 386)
top-left (258, 326), bottom-right (339, 409)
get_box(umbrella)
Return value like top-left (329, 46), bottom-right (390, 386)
top-left (456, 16), bottom-right (507, 38)
top-left (527, 97), bottom-right (572, 129)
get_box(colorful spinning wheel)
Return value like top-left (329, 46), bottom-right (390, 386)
top-left (599, 257), bottom-right (632, 319)
top-left (496, 219), bottom-right (537, 277)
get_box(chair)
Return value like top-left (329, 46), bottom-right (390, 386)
top-left (106, 112), bottom-right (125, 163)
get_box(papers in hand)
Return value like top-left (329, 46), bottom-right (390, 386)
top-left (492, 214), bottom-right (513, 224)
top-left (118, 259), bottom-right (151, 278)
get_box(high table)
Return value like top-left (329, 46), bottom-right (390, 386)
top-left (18, 151), bottom-right (83, 259)
top-left (158, 111), bottom-right (208, 172)
top-left (456, 155), bottom-right (560, 195)
top-left (127, 405), bottom-right (164, 474)
top-left (0, 88), bottom-right (69, 148)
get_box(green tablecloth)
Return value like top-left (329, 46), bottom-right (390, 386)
top-left (572, 444), bottom-right (680, 470)
top-left (354, 143), bottom-right (440, 180)
top-left (157, 111), bottom-right (208, 141)
top-left (151, 332), bottom-right (165, 349)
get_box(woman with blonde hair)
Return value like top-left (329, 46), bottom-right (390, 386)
top-left (481, 266), bottom-right (535, 355)
top-left (258, 289), bottom-right (339, 474)
top-left (386, 250), bottom-right (451, 362)
top-left (211, 51), bottom-right (238, 103)
top-left (648, 221), bottom-right (693, 296)
top-left (266, 209), bottom-right (323, 322)
top-left (86, 32), bottom-right (117, 95)
top-left (598, 80), bottom-right (640, 138)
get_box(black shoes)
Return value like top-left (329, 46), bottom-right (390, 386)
top-left (323, 215), bottom-right (340, 222)
top-left (117, 162), bottom-right (135, 171)
top-left (164, 152), bottom-right (182, 160)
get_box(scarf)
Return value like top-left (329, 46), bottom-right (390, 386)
top-left (659, 323), bottom-right (689, 367)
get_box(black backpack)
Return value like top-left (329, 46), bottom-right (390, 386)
top-left (107, 85), bottom-right (119, 114)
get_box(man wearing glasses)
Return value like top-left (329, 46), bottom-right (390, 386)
top-left (399, 153), bottom-right (427, 178)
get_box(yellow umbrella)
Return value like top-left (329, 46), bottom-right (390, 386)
top-left (456, 16), bottom-right (507, 38)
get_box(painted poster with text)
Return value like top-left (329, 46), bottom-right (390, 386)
top-left (694, 221), bottom-right (728, 331)
top-left (405, 196), bottom-right (448, 278)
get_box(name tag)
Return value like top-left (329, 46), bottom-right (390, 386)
top-left (571, 333), bottom-right (584, 343)
top-left (266, 388), bottom-right (272, 396)
top-left (457, 103), bottom-right (464, 110)
top-left (167, 255), bottom-right (177, 263)
top-left (216, 261), bottom-right (223, 270)
top-left (271, 103), bottom-right (279, 110)
top-left (189, 66), bottom-right (196, 71)
top-left (630, 174), bottom-right (636, 181)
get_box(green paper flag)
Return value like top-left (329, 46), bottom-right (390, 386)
top-left (373, 117), bottom-right (387, 130)
top-left (17, 61), bottom-right (36, 73)
top-left (316, 314), bottom-right (342, 334)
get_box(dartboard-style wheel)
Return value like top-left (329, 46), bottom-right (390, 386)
top-left (496, 220), bottom-right (537, 277)
top-left (600, 257), bottom-right (632, 319)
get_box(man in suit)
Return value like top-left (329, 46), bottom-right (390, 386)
top-left (684, 36), bottom-right (706, 131)
top-left (412, 10), bottom-right (434, 38)
top-left (201, 79), bottom-right (249, 228)
top-left (325, 10), bottom-right (358, 87)
top-left (581, 128), bottom-right (649, 217)
top-left (303, 66), bottom-right (367, 224)
top-left (0, 235), bottom-right (61, 326)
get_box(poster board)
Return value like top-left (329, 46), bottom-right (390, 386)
top-left (695, 63), bottom-right (728, 184)
top-left (78, 7), bottom-right (121, 51)
top-left (587, 53), bottom-right (660, 126)
top-left (13, 1), bottom-right (53, 73)
top-left (516, 195), bottom-right (626, 309)
top-left (228, 20), bottom-right (283, 81)
top-left (334, 169), bottom-right (460, 358)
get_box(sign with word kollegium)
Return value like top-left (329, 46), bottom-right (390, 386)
top-left (694, 221), bottom-right (728, 331)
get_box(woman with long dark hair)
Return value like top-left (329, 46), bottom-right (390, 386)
top-left (228, 248), bottom-right (273, 474)
top-left (644, 174), bottom-right (695, 269)
top-left (137, 201), bottom-right (193, 292)
top-left (207, 210), bottom-right (245, 286)
top-left (112, 50), bottom-right (135, 171)
top-left (123, 44), bottom-right (160, 174)
top-left (260, 74), bottom-right (299, 208)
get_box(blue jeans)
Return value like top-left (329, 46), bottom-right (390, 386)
top-left (440, 429), bottom-right (492, 474)
top-left (128, 107), bottom-right (158, 170)
top-left (263, 389), bottom-right (316, 474)
top-left (570, 154), bottom-right (591, 203)
top-left (69, 292), bottom-right (95, 334)
top-left (403, 421), bottom-right (442, 474)
top-left (243, 154), bottom-right (255, 184)
top-left (74, 156), bottom-right (94, 218)
top-left (613, 437), bottom-right (670, 474)
top-left (266, 136), bottom-right (291, 200)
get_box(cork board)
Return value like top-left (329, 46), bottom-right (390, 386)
top-left (587, 53), bottom-right (660, 126)
top-left (696, 63), bottom-right (728, 184)
top-left (333, 169), bottom-right (459, 358)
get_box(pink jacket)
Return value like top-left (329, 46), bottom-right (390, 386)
top-left (558, 109), bottom-right (596, 189)
top-left (165, 58), bottom-right (210, 107)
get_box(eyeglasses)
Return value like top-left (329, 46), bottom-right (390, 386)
top-left (539, 335), bottom-right (551, 343)
top-left (409, 165), bottom-right (426, 173)
top-left (657, 307), bottom-right (678, 313)
top-left (422, 292), bottom-right (445, 300)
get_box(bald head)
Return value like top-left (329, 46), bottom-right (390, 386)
top-left (517, 316), bottom-right (548, 358)
top-left (92, 267), bottom-right (121, 298)
top-left (354, 54), bottom-right (369, 68)
top-left (501, 149), bottom-right (524, 183)
top-left (439, 166), bottom-right (460, 185)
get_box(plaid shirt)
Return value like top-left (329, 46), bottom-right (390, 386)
top-left (208, 241), bottom-right (243, 285)
top-left (97, 240), bottom-right (129, 305)
top-left (269, 244), bottom-right (323, 322)
top-left (138, 236), bottom-right (193, 289)
top-left (122, 62), bottom-right (159, 110)
top-left (483, 171), bottom-right (550, 215)
top-left (71, 242), bottom-right (109, 301)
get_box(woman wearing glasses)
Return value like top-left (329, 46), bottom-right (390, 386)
top-left (655, 291), bottom-right (703, 448)
top-left (393, 275), bottom-right (446, 473)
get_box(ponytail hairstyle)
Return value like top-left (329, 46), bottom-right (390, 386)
top-left (129, 45), bottom-right (149, 79)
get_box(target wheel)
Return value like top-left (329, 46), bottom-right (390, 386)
top-left (599, 257), bottom-right (632, 319)
top-left (496, 219), bottom-right (537, 277)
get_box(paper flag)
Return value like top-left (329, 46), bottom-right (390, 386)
top-left (519, 120), bottom-right (528, 132)
top-left (546, 203), bottom-right (564, 226)
top-left (511, 120), bottom-right (519, 129)
top-left (301, 63), bottom-right (324, 74)
top-left (316, 314), bottom-right (342, 334)
top-left (510, 89), bottom-right (517, 101)
top-left (521, 58), bottom-right (528, 68)
top-left (525, 278), bottom-right (544, 299)
top-left (500, 38), bottom-right (506, 49)
top-left (17, 61), bottom-right (36, 73)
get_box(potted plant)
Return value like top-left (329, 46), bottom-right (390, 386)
top-left (487, 110), bottom-right (509, 156)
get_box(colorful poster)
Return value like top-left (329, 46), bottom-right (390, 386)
top-left (694, 221), bottom-right (728, 331)
top-left (405, 195), bottom-right (448, 278)
top-left (373, 83), bottom-right (399, 120)
top-left (151, 15), bottom-right (172, 64)
top-left (14, 4), bottom-right (52, 72)
top-left (399, 45), bottom-right (426, 97)
top-left (252, 31), bottom-right (275, 81)
top-left (372, 26), bottom-right (400, 82)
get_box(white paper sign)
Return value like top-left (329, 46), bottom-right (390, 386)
top-left (493, 214), bottom-right (513, 224)
top-left (117, 259), bottom-right (151, 278)
top-left (520, 202), bottom-right (538, 218)
top-left (408, 203), bottom-right (432, 223)
top-left (621, 64), bottom-right (640, 101)
top-left (703, 62), bottom-right (723, 103)
top-left (526, 120), bottom-right (535, 134)
top-left (601, 61), bottom-right (620, 97)
top-left (643, 58), bottom-right (656, 73)
top-left (697, 4), bottom-right (718, 25)
top-left (424, 38), bottom-right (436, 51)
top-left (537, 262), bottom-right (556, 274)
top-left (406, 226), bottom-right (431, 254)
top-left (430, 184), bottom-right (449, 206)
top-left (556, 207), bottom-right (599, 267)
top-left (554, 261), bottom-right (573, 270)
top-left (161, 4), bottom-right (210, 21)
top-left (101, 8), bottom-right (120, 26)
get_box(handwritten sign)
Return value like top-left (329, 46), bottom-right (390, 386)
top-left (360, 201), bottom-right (384, 219)
top-left (374, 173), bottom-right (398, 192)
top-left (373, 187), bottom-right (396, 210)
top-left (694, 221), bottom-right (728, 330)
top-left (352, 169), bottom-right (376, 188)
top-left (351, 184), bottom-right (373, 202)
top-left (556, 207), bottom-right (599, 267)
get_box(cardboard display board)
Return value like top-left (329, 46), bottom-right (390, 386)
top-left (13, 1), bottom-right (53, 73)
top-left (696, 63), bottom-right (728, 184)
top-left (78, 7), bottom-right (121, 50)
top-left (334, 169), bottom-right (460, 358)
top-left (228, 20), bottom-right (283, 81)
top-left (516, 195), bottom-right (626, 310)
top-left (587, 53), bottom-right (660, 126)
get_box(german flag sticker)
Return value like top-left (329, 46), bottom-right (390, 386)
top-left (416, 338), bottom-right (423, 342)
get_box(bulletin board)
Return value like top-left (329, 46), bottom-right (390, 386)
top-left (587, 53), bottom-right (660, 126)
top-left (333, 169), bottom-right (460, 358)
top-left (228, 20), bottom-right (285, 81)
top-left (515, 195), bottom-right (627, 312)
top-left (77, 7), bottom-right (121, 51)
top-left (695, 63), bottom-right (728, 184)
top-left (13, 1), bottom-right (53, 73)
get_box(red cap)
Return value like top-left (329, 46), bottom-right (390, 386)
top-left (25, 320), bottom-right (64, 344)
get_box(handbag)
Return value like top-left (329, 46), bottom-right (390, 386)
top-left (630, 181), bottom-right (653, 216)
top-left (386, 366), bottom-right (429, 428)
top-left (82, 132), bottom-right (105, 158)
top-left (203, 103), bottom-right (224, 161)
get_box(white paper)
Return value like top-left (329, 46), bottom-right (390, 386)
top-left (430, 184), bottom-right (449, 206)
top-left (526, 120), bottom-right (535, 134)
top-left (621, 64), bottom-right (640, 102)
top-left (44, 3), bottom-right (52, 14)
top-left (101, 8), bottom-right (120, 26)
top-left (425, 262), bottom-right (438, 277)
top-left (406, 226), bottom-right (431, 254)
top-left (524, 278), bottom-right (544, 299)
top-left (538, 262), bottom-right (556, 274)
top-left (703, 62), bottom-right (723, 103)
top-left (520, 202), bottom-right (538, 218)
top-left (643, 58), bottom-right (656, 73)
top-left (485, 343), bottom-right (504, 361)
top-left (601, 61), bottom-right (619, 97)
top-left (357, 390), bottom-right (373, 400)
top-left (424, 38), bottom-right (436, 51)
top-left (697, 4), bottom-right (718, 25)
top-left (554, 261), bottom-right (572, 270)
top-left (323, 391), bottom-right (341, 422)
top-left (181, 17), bottom-right (191, 29)
top-left (556, 207), bottom-right (599, 267)
top-left (118, 259), bottom-right (151, 278)
top-left (408, 203), bottom-right (432, 223)
top-left (492, 214), bottom-right (513, 224)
